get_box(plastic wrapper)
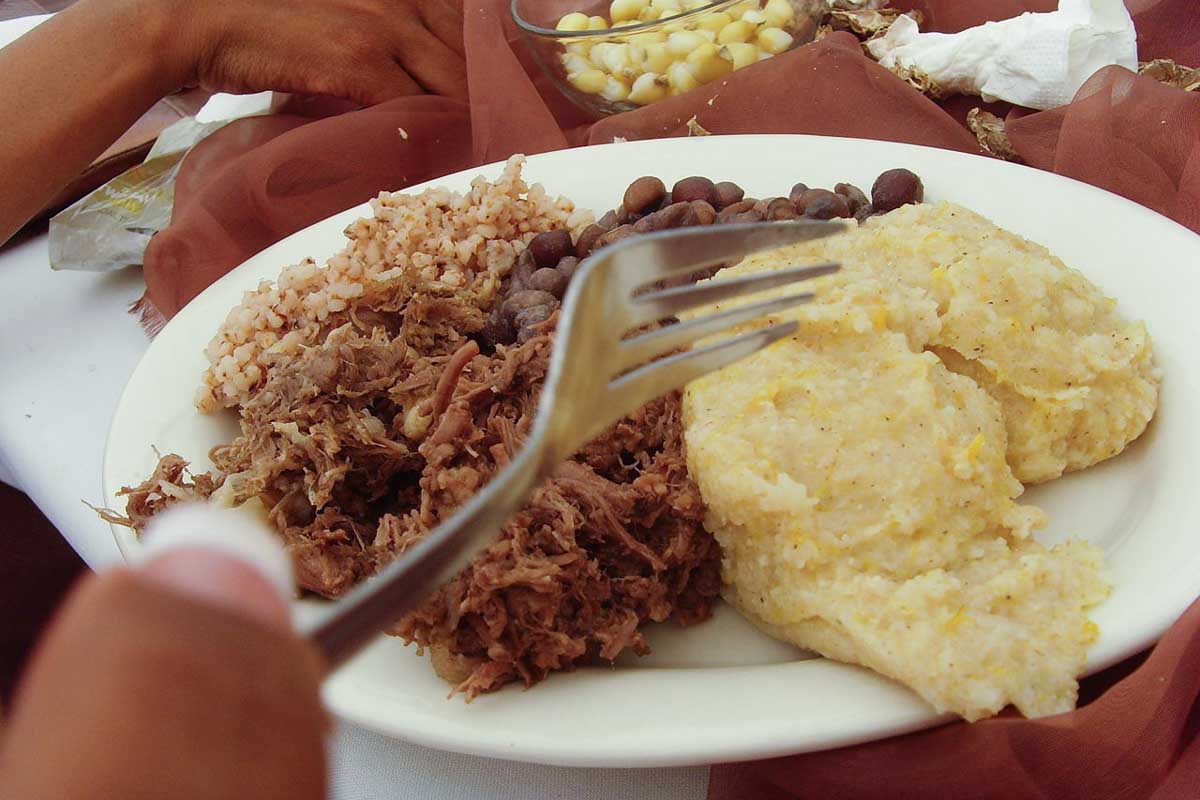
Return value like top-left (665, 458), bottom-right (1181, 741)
top-left (48, 116), bottom-right (230, 272)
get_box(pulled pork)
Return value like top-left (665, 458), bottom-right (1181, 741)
top-left (113, 305), bottom-right (719, 697)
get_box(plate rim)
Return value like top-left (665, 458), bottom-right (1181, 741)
top-left (103, 133), bottom-right (1200, 767)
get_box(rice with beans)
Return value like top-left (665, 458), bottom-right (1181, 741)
top-left (198, 156), bottom-right (593, 412)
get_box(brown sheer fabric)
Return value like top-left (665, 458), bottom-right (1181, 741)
top-left (139, 3), bottom-right (1199, 793)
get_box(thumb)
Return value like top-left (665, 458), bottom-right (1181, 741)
top-left (0, 505), bottom-right (328, 800)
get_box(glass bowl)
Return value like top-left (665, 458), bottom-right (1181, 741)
top-left (512, 0), bottom-right (824, 116)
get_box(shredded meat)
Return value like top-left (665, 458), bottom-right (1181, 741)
top-left (110, 276), bottom-right (719, 698)
top-left (106, 454), bottom-right (220, 524)
top-left (389, 324), bottom-right (718, 695)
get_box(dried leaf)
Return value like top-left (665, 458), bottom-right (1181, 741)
top-left (1138, 59), bottom-right (1200, 92)
top-left (829, 8), bottom-right (918, 39)
top-left (824, 0), bottom-right (887, 10)
top-left (686, 116), bottom-right (712, 136)
top-left (967, 108), bottom-right (1023, 163)
top-left (884, 61), bottom-right (949, 99)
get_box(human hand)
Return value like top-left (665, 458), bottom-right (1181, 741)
top-left (0, 507), bottom-right (328, 800)
top-left (145, 0), bottom-right (468, 105)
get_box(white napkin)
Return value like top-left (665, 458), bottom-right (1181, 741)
top-left (867, 0), bottom-right (1138, 110)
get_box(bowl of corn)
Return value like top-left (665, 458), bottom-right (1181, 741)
top-left (512, 0), bottom-right (824, 115)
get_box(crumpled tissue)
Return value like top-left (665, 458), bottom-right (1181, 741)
top-left (867, 0), bottom-right (1138, 110)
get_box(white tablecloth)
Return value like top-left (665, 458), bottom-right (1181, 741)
top-left (0, 233), bottom-right (710, 798)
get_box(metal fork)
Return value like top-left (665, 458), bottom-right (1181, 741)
top-left (301, 220), bottom-right (844, 668)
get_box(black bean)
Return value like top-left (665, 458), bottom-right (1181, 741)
top-left (854, 203), bottom-right (875, 224)
top-left (716, 199), bottom-right (757, 223)
top-left (634, 202), bottom-right (692, 233)
top-left (515, 305), bottom-right (554, 343)
top-left (502, 289), bottom-right (557, 320)
top-left (793, 188), bottom-right (831, 214)
top-left (481, 310), bottom-right (515, 348)
top-left (528, 267), bottom-right (568, 298)
top-left (766, 197), bottom-right (800, 220)
top-left (834, 182), bottom-right (869, 214)
top-left (788, 183), bottom-right (810, 206)
top-left (597, 209), bottom-right (620, 230)
top-left (871, 169), bottom-right (924, 213)
top-left (804, 193), bottom-right (851, 219)
top-left (597, 223), bottom-right (637, 249)
top-left (528, 229), bottom-right (573, 268)
top-left (752, 198), bottom-right (776, 215)
top-left (574, 224), bottom-right (606, 257)
top-left (512, 247), bottom-right (538, 289)
top-left (556, 256), bottom-right (580, 280)
top-left (671, 176), bottom-right (717, 205)
top-left (712, 181), bottom-right (745, 209)
top-left (690, 200), bottom-right (717, 226)
top-left (623, 176), bottom-right (667, 216)
top-left (732, 210), bottom-right (765, 224)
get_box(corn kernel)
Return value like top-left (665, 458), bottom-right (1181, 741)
top-left (642, 42), bottom-right (674, 72)
top-left (756, 26), bottom-right (793, 53)
top-left (556, 12), bottom-right (590, 31)
top-left (588, 14), bottom-right (610, 29)
top-left (667, 60), bottom-right (700, 93)
top-left (600, 75), bottom-right (632, 101)
top-left (697, 11), bottom-right (732, 31)
top-left (651, 0), bottom-right (682, 15)
top-left (717, 19), bottom-right (755, 43)
top-left (628, 71), bottom-right (669, 104)
top-left (610, 0), bottom-right (647, 22)
top-left (623, 43), bottom-right (647, 78)
top-left (741, 8), bottom-right (767, 24)
top-left (726, 0), bottom-right (758, 15)
top-left (638, 6), bottom-right (660, 20)
top-left (687, 42), bottom-right (733, 82)
top-left (666, 29), bottom-right (706, 56)
top-left (589, 41), bottom-right (616, 65)
top-left (595, 41), bottom-right (630, 73)
top-left (719, 42), bottom-right (758, 69)
top-left (683, 0), bottom-right (708, 7)
top-left (614, 19), bottom-right (641, 27)
top-left (565, 40), bottom-right (593, 57)
top-left (562, 52), bottom-right (593, 75)
top-left (763, 0), bottom-right (794, 28)
top-left (696, 29), bottom-right (717, 42)
top-left (569, 68), bottom-right (608, 93)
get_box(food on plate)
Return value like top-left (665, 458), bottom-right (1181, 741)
top-left (113, 158), bottom-right (720, 697)
top-left (107, 154), bottom-right (1155, 719)
top-left (683, 203), bottom-right (1158, 719)
top-left (753, 202), bottom-right (1161, 483)
top-left (108, 162), bottom-right (913, 697)
top-left (197, 159), bottom-right (590, 412)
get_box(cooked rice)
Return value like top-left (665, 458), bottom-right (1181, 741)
top-left (198, 156), bottom-right (593, 412)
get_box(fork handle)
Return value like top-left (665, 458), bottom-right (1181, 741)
top-left (300, 443), bottom-right (546, 669)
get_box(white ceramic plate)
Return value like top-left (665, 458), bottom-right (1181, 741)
top-left (105, 135), bottom-right (1200, 767)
